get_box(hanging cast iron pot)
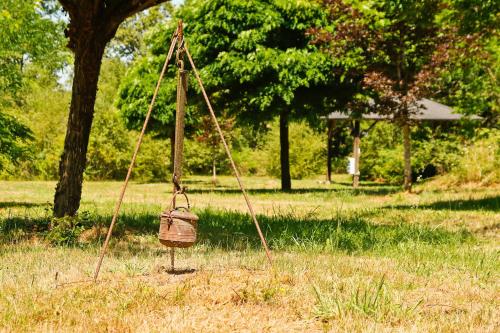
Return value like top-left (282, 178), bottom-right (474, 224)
top-left (159, 191), bottom-right (198, 248)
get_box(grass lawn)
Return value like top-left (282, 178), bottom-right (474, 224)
top-left (0, 175), bottom-right (499, 332)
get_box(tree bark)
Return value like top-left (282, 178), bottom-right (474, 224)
top-left (402, 122), bottom-right (412, 192)
top-left (53, 36), bottom-right (106, 217)
top-left (53, 1), bottom-right (170, 217)
top-left (326, 119), bottom-right (334, 183)
top-left (279, 108), bottom-right (291, 191)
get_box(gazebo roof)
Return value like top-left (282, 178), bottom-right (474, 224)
top-left (327, 98), bottom-right (481, 121)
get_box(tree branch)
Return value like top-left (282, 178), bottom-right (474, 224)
top-left (107, 0), bottom-right (167, 23)
top-left (58, 0), bottom-right (77, 13)
top-left (102, 0), bottom-right (169, 41)
top-left (58, 0), bottom-right (169, 49)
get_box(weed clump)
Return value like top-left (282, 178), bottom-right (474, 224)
top-left (313, 275), bottom-right (422, 324)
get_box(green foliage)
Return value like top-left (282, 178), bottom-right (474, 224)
top-left (433, 35), bottom-right (499, 123)
top-left (0, 69), bottom-right (70, 179)
top-left (184, 138), bottom-right (223, 175)
top-left (85, 109), bottom-right (131, 180)
top-left (183, 0), bottom-right (341, 122)
top-left (449, 0), bottom-right (499, 35)
top-left (10, 74), bottom-right (69, 179)
top-left (449, 129), bottom-right (500, 185)
top-left (117, 50), bottom-right (184, 137)
top-left (431, 1), bottom-right (499, 122)
top-left (122, 0), bottom-right (344, 133)
top-left (359, 122), bottom-right (467, 184)
top-left (86, 59), bottom-right (130, 180)
top-left (0, 0), bottom-right (65, 171)
top-left (132, 136), bottom-right (171, 182)
top-left (0, 0), bottom-right (496, 186)
top-left (0, 112), bottom-right (33, 171)
top-left (88, 59), bottom-right (173, 182)
top-left (0, 0), bottom-right (65, 100)
top-left (46, 212), bottom-right (94, 246)
top-left (261, 121), bottom-right (326, 179)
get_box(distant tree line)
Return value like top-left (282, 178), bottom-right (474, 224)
top-left (0, 0), bottom-right (497, 216)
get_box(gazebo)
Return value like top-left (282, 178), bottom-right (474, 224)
top-left (325, 99), bottom-right (481, 189)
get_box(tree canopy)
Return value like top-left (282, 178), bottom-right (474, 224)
top-left (0, 0), bottom-right (65, 170)
top-left (118, 0), bottom-right (359, 189)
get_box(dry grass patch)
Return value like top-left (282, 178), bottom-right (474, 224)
top-left (0, 177), bottom-right (498, 332)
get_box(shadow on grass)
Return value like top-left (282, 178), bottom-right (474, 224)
top-left (386, 196), bottom-right (500, 212)
top-left (0, 201), bottom-right (48, 209)
top-left (333, 181), bottom-right (396, 188)
top-left (185, 186), bottom-right (400, 196)
top-left (1, 208), bottom-right (472, 253)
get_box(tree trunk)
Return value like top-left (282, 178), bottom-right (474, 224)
top-left (326, 119), bottom-right (334, 183)
top-left (279, 108), bottom-right (291, 191)
top-left (352, 120), bottom-right (361, 188)
top-left (403, 122), bottom-right (412, 192)
top-left (53, 37), bottom-right (106, 217)
top-left (212, 158), bottom-right (217, 186)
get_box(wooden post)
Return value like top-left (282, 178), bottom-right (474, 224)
top-left (326, 119), bottom-right (334, 183)
top-left (402, 122), bottom-right (412, 192)
top-left (279, 108), bottom-right (291, 191)
top-left (352, 120), bottom-right (361, 188)
top-left (172, 72), bottom-right (187, 187)
top-left (171, 24), bottom-right (188, 271)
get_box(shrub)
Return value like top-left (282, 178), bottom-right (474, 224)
top-left (261, 120), bottom-right (326, 179)
top-left (449, 129), bottom-right (500, 185)
top-left (45, 212), bottom-right (94, 246)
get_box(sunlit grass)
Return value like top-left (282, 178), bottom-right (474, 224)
top-left (0, 176), bottom-right (498, 331)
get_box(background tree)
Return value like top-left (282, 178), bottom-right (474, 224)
top-left (0, 112), bottom-right (33, 171)
top-left (315, 0), bottom-right (463, 191)
top-left (53, 0), bottom-right (171, 217)
top-left (0, 0), bottom-right (65, 171)
top-left (133, 0), bottom-right (349, 191)
top-left (429, 0), bottom-right (499, 125)
top-left (194, 115), bottom-right (235, 185)
top-left (117, 47), bottom-right (199, 171)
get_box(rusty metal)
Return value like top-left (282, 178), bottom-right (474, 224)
top-left (93, 28), bottom-right (179, 283)
top-left (184, 44), bottom-right (273, 265)
top-left (159, 192), bottom-right (198, 248)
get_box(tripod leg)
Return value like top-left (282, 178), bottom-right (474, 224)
top-left (93, 32), bottom-right (179, 282)
top-left (184, 44), bottom-right (273, 265)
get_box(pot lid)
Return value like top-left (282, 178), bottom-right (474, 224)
top-left (161, 209), bottom-right (199, 221)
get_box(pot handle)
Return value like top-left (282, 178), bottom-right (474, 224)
top-left (169, 191), bottom-right (191, 210)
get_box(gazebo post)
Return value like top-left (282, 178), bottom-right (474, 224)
top-left (326, 119), bottom-right (335, 183)
top-left (402, 122), bottom-right (412, 192)
top-left (352, 120), bottom-right (361, 188)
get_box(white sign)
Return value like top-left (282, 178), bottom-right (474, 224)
top-left (348, 157), bottom-right (355, 175)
